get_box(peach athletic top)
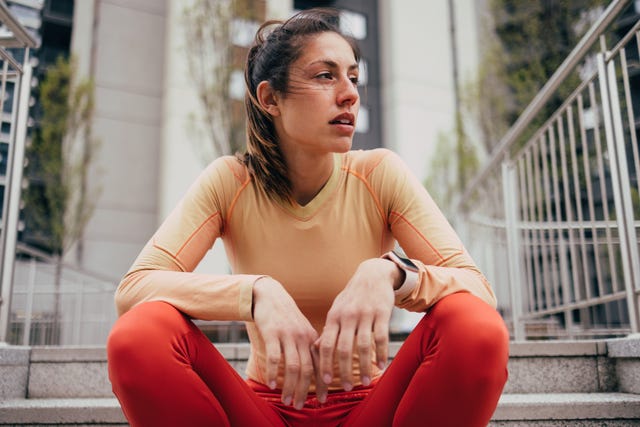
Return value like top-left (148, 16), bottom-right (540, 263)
top-left (115, 148), bottom-right (496, 390)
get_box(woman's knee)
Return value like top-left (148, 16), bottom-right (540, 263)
top-left (427, 292), bottom-right (510, 378)
top-left (107, 301), bottom-right (190, 378)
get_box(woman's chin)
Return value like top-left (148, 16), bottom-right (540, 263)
top-left (332, 140), bottom-right (353, 153)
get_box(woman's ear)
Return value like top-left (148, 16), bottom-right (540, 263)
top-left (256, 81), bottom-right (280, 117)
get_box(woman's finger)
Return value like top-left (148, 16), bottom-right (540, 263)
top-left (264, 336), bottom-right (281, 390)
top-left (293, 343), bottom-right (314, 410)
top-left (311, 342), bottom-right (328, 403)
top-left (356, 316), bottom-right (374, 386)
top-left (281, 339), bottom-right (300, 406)
top-left (319, 321), bottom-right (339, 386)
top-left (373, 313), bottom-right (390, 370)
top-left (336, 322), bottom-right (356, 391)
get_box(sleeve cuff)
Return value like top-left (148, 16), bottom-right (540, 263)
top-left (239, 275), bottom-right (268, 321)
top-left (381, 251), bottom-right (420, 300)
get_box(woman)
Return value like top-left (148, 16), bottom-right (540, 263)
top-left (107, 8), bottom-right (509, 427)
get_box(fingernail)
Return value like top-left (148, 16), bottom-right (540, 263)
top-left (343, 382), bottom-right (352, 392)
top-left (378, 361), bottom-right (386, 370)
top-left (269, 380), bottom-right (276, 390)
top-left (318, 392), bottom-right (327, 404)
top-left (283, 396), bottom-right (292, 406)
top-left (323, 374), bottom-right (332, 384)
top-left (362, 376), bottom-right (371, 386)
top-left (294, 401), bottom-right (304, 410)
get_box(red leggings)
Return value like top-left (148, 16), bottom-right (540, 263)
top-left (107, 292), bottom-right (509, 427)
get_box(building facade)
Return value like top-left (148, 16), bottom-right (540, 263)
top-left (3, 0), bottom-right (480, 344)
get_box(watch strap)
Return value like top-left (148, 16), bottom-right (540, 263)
top-left (382, 251), bottom-right (419, 300)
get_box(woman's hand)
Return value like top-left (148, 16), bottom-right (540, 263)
top-left (316, 259), bottom-right (401, 398)
top-left (252, 277), bottom-right (319, 410)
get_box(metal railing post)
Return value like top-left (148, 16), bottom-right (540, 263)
top-left (597, 51), bottom-right (640, 333)
top-left (0, 52), bottom-right (32, 343)
top-left (502, 161), bottom-right (525, 340)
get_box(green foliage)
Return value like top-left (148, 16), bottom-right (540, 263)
top-left (425, 125), bottom-right (480, 218)
top-left (484, 0), bottom-right (609, 145)
top-left (22, 55), bottom-right (99, 256)
top-left (427, 0), bottom-right (609, 214)
top-left (182, 0), bottom-right (247, 162)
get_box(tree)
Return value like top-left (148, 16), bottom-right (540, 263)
top-left (427, 0), bottom-right (609, 214)
top-left (22, 55), bottom-right (99, 341)
top-left (182, 0), bottom-right (261, 162)
top-left (478, 0), bottom-right (609, 150)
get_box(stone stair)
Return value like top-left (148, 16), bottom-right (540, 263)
top-left (1, 338), bottom-right (640, 426)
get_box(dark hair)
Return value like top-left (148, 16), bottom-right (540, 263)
top-left (239, 8), bottom-right (361, 202)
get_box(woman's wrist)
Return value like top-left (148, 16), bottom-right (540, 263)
top-left (380, 251), bottom-right (420, 297)
top-left (252, 276), bottom-right (275, 318)
top-left (382, 259), bottom-right (405, 290)
top-left (360, 258), bottom-right (405, 290)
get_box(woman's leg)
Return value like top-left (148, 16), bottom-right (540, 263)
top-left (343, 292), bottom-right (509, 427)
top-left (107, 301), bottom-right (286, 427)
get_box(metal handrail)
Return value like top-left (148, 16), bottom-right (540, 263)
top-left (0, 1), bottom-right (38, 48)
top-left (459, 0), bottom-right (631, 208)
top-left (15, 243), bottom-right (121, 284)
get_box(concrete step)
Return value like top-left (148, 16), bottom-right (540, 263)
top-left (2, 339), bottom-right (635, 399)
top-left (1, 393), bottom-right (640, 426)
top-left (2, 338), bottom-right (640, 425)
top-left (490, 393), bottom-right (640, 426)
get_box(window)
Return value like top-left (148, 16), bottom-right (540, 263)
top-left (358, 58), bottom-right (368, 86)
top-left (232, 19), bottom-right (260, 47)
top-left (229, 69), bottom-right (245, 100)
top-left (356, 106), bottom-right (369, 134)
top-left (340, 10), bottom-right (367, 40)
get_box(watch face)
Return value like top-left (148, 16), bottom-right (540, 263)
top-left (389, 251), bottom-right (418, 272)
top-left (397, 255), bottom-right (418, 271)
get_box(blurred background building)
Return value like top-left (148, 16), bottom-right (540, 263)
top-left (2, 0), bottom-right (637, 345)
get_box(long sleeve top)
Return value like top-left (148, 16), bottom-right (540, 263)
top-left (115, 148), bottom-right (496, 390)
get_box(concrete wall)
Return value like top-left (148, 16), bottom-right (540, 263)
top-left (378, 0), bottom-right (480, 183)
top-left (70, 0), bottom-right (167, 280)
top-left (67, 0), bottom-right (481, 280)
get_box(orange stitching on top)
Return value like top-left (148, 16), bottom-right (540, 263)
top-left (223, 157), bottom-right (245, 183)
top-left (175, 212), bottom-right (221, 257)
top-left (389, 211), bottom-right (445, 262)
top-left (437, 249), bottom-right (464, 266)
top-left (226, 177), bottom-right (252, 264)
top-left (345, 169), bottom-right (386, 226)
top-left (227, 178), bottom-right (251, 225)
top-left (152, 240), bottom-right (188, 272)
top-left (364, 149), bottom-right (390, 178)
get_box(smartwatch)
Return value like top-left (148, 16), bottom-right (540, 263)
top-left (382, 250), bottom-right (419, 299)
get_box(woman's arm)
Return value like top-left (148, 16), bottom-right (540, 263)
top-left (375, 149), bottom-right (496, 310)
top-left (114, 157), bottom-right (262, 321)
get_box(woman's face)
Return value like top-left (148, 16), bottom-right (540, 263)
top-left (271, 31), bottom-right (360, 157)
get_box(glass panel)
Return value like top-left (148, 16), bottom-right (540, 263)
top-left (356, 106), bottom-right (369, 133)
top-left (358, 58), bottom-right (368, 86)
top-left (0, 142), bottom-right (8, 176)
top-left (232, 18), bottom-right (259, 47)
top-left (340, 10), bottom-right (367, 40)
top-left (229, 69), bottom-right (244, 100)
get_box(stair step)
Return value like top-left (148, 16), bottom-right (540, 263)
top-left (0, 398), bottom-right (126, 426)
top-left (1, 393), bottom-right (639, 426)
top-left (492, 393), bottom-right (640, 423)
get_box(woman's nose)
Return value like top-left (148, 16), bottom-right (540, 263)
top-left (336, 77), bottom-right (359, 106)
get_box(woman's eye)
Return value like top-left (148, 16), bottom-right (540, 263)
top-left (350, 76), bottom-right (359, 85)
top-left (317, 72), bottom-right (333, 80)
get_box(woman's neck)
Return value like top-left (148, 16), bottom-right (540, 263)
top-left (285, 152), bottom-right (335, 206)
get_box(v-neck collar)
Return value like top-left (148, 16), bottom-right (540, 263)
top-left (280, 153), bottom-right (342, 219)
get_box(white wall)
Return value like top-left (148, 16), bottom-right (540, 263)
top-left (68, 0), bottom-right (479, 281)
top-left (379, 0), bottom-right (481, 332)
top-left (160, 0), bottom-right (292, 274)
top-left (379, 0), bottom-right (480, 183)
top-left (70, 0), bottom-right (167, 280)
